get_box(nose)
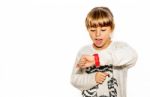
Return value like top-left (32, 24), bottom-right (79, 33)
top-left (96, 30), bottom-right (101, 37)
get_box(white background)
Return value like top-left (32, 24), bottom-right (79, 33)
top-left (0, 0), bottom-right (149, 97)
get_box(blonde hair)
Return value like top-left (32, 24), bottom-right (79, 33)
top-left (85, 7), bottom-right (115, 30)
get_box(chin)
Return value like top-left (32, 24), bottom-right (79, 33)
top-left (94, 43), bottom-right (103, 48)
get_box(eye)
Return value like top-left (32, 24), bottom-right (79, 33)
top-left (101, 29), bottom-right (106, 32)
top-left (89, 28), bottom-right (96, 32)
top-left (90, 30), bottom-right (96, 32)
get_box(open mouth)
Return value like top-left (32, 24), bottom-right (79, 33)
top-left (95, 39), bottom-right (103, 45)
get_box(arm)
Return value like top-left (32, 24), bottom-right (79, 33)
top-left (70, 52), bottom-right (97, 91)
top-left (111, 42), bottom-right (138, 68)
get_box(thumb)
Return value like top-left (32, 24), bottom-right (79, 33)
top-left (104, 72), bottom-right (109, 77)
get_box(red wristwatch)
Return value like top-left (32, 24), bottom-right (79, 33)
top-left (93, 54), bottom-right (100, 68)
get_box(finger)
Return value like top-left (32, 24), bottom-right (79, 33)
top-left (80, 59), bottom-right (86, 62)
top-left (81, 64), bottom-right (88, 69)
top-left (78, 60), bottom-right (86, 65)
top-left (99, 76), bottom-right (106, 81)
top-left (79, 61), bottom-right (85, 65)
top-left (76, 64), bottom-right (79, 67)
top-left (84, 63), bottom-right (91, 68)
top-left (81, 55), bottom-right (86, 60)
top-left (80, 64), bottom-right (85, 68)
top-left (81, 58), bottom-right (86, 62)
top-left (98, 81), bottom-right (102, 84)
top-left (98, 80), bottom-right (104, 84)
top-left (99, 73), bottom-right (107, 77)
top-left (96, 72), bottom-right (105, 78)
top-left (104, 73), bottom-right (109, 77)
top-left (81, 66), bottom-right (86, 69)
top-left (79, 60), bottom-right (86, 65)
top-left (83, 62), bottom-right (94, 68)
top-left (78, 63), bottom-right (85, 68)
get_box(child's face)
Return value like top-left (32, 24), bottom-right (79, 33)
top-left (88, 26), bottom-right (112, 49)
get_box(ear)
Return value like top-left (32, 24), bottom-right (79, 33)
top-left (111, 23), bottom-right (115, 31)
top-left (109, 33), bottom-right (113, 39)
top-left (109, 29), bottom-right (114, 39)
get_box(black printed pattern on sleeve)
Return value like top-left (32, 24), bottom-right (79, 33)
top-left (82, 85), bottom-right (98, 97)
top-left (108, 77), bottom-right (118, 97)
top-left (82, 64), bottom-right (118, 97)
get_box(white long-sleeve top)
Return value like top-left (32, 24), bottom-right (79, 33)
top-left (71, 41), bottom-right (138, 97)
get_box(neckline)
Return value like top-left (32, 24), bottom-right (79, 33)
top-left (90, 41), bottom-right (114, 53)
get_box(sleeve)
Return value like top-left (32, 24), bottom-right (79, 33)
top-left (111, 42), bottom-right (138, 68)
top-left (70, 50), bottom-right (97, 91)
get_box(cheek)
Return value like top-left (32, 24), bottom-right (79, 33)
top-left (102, 33), bottom-right (110, 39)
top-left (89, 33), bottom-right (95, 39)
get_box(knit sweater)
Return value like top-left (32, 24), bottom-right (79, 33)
top-left (71, 41), bottom-right (138, 97)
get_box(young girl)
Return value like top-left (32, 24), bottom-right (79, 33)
top-left (70, 7), bottom-right (138, 97)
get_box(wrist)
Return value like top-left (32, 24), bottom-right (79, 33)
top-left (93, 54), bottom-right (100, 68)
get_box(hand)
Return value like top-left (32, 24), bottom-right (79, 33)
top-left (77, 55), bottom-right (95, 69)
top-left (95, 72), bottom-right (109, 84)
